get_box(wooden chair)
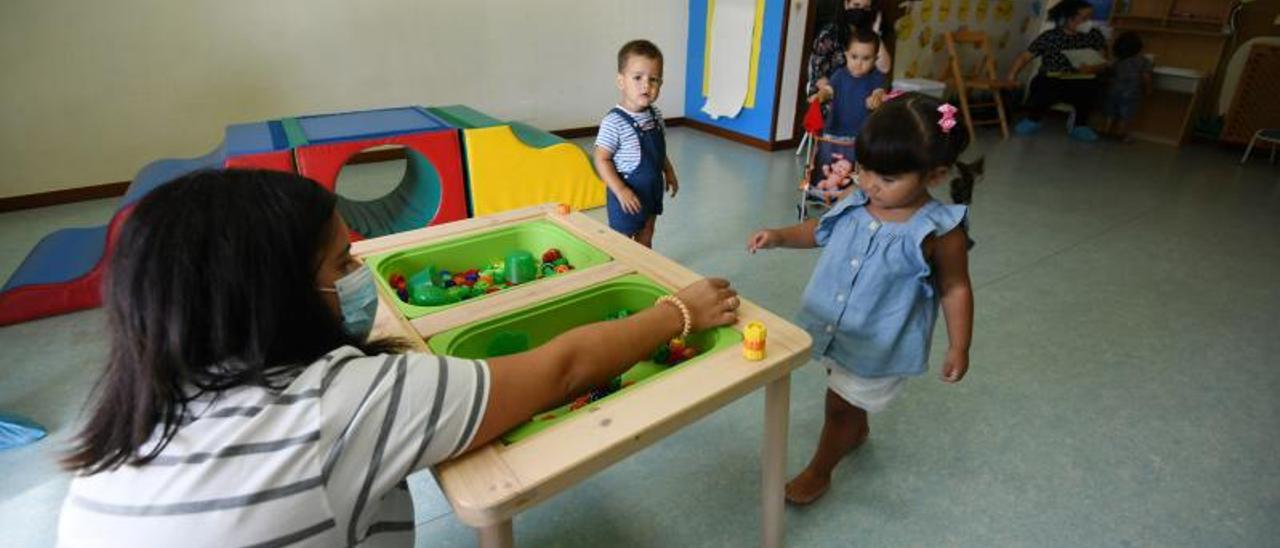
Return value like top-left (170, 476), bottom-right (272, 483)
top-left (943, 30), bottom-right (1018, 141)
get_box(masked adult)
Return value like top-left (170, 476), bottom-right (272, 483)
top-left (1007, 0), bottom-right (1108, 141)
top-left (56, 169), bottom-right (741, 547)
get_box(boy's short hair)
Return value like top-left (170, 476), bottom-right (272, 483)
top-left (1113, 31), bottom-right (1143, 60)
top-left (617, 39), bottom-right (664, 72)
top-left (845, 27), bottom-right (881, 53)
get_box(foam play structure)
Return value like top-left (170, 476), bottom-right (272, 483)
top-left (0, 105), bottom-right (605, 326)
top-left (427, 105), bottom-right (606, 216)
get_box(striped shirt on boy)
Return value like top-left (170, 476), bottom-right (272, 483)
top-left (595, 105), bottom-right (665, 175)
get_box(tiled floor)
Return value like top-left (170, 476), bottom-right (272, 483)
top-left (2, 127), bottom-right (1278, 546)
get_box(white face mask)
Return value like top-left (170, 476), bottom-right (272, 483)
top-left (1076, 20), bottom-right (1096, 33)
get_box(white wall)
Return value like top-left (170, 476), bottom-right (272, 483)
top-left (0, 0), bottom-right (688, 198)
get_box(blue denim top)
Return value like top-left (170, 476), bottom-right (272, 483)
top-left (796, 190), bottom-right (967, 378)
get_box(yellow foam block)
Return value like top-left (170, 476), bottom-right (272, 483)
top-left (464, 125), bottom-right (606, 217)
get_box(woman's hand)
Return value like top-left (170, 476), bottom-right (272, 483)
top-left (1078, 62), bottom-right (1106, 75)
top-left (746, 229), bottom-right (779, 254)
top-left (673, 278), bottom-right (739, 331)
top-left (615, 187), bottom-right (642, 214)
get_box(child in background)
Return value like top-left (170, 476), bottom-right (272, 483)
top-left (813, 27), bottom-right (889, 139)
top-left (593, 39), bottom-right (679, 248)
top-left (748, 93), bottom-right (976, 505)
top-left (1102, 31), bottom-right (1152, 142)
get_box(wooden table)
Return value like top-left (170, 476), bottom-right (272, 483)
top-left (353, 204), bottom-right (812, 547)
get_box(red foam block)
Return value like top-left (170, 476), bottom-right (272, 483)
top-left (293, 131), bottom-right (468, 231)
top-left (224, 150), bottom-right (296, 173)
top-left (0, 205), bottom-right (133, 326)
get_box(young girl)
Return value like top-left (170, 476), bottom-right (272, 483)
top-left (748, 93), bottom-right (975, 505)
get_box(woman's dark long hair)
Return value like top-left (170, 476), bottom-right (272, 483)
top-left (833, 0), bottom-right (885, 54)
top-left (1049, 0), bottom-right (1092, 27)
top-left (64, 169), bottom-right (403, 474)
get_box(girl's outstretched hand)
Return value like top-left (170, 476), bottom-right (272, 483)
top-left (673, 278), bottom-right (740, 331)
top-left (941, 348), bottom-right (969, 383)
top-left (746, 229), bottom-right (778, 254)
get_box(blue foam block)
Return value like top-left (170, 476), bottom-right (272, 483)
top-left (1, 225), bottom-right (109, 292)
top-left (296, 107), bottom-right (451, 144)
top-left (1, 145), bottom-right (229, 293)
top-left (121, 145), bottom-right (226, 207)
top-left (225, 123), bottom-right (284, 156)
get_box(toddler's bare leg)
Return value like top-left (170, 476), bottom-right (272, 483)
top-left (634, 216), bottom-right (656, 248)
top-left (785, 389), bottom-right (869, 505)
top-left (1116, 120), bottom-right (1131, 141)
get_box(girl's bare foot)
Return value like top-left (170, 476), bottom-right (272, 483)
top-left (785, 467), bottom-right (832, 505)
top-left (785, 424), bottom-right (868, 505)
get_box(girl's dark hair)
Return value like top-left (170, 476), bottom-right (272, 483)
top-left (1113, 31), bottom-right (1143, 59)
top-left (855, 92), bottom-right (979, 203)
top-left (1049, 0), bottom-right (1092, 26)
top-left (64, 169), bottom-right (404, 474)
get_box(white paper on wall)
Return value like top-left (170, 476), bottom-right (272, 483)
top-left (701, 0), bottom-right (755, 119)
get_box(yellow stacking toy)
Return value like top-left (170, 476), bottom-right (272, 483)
top-left (743, 321), bottom-right (767, 361)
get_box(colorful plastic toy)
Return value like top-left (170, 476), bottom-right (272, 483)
top-left (384, 244), bottom-right (579, 308)
top-left (411, 284), bottom-right (456, 306)
top-left (505, 250), bottom-right (538, 285)
top-left (743, 321), bottom-right (767, 361)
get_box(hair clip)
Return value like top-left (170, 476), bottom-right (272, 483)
top-left (883, 89), bottom-right (907, 101)
top-left (937, 103), bottom-right (958, 134)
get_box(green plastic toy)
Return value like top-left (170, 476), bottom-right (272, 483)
top-left (409, 266), bottom-right (438, 290)
top-left (505, 250), bottom-right (538, 285)
top-left (411, 284), bottom-right (456, 306)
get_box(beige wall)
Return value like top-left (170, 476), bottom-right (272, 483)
top-left (0, 0), bottom-right (688, 198)
top-left (890, 0), bottom-right (1041, 83)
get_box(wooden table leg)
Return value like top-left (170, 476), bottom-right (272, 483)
top-left (762, 373), bottom-right (790, 548)
top-left (476, 520), bottom-right (514, 548)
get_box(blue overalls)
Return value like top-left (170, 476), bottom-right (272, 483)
top-left (606, 107), bottom-right (667, 236)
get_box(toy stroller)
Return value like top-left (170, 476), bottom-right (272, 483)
top-left (796, 98), bottom-right (858, 221)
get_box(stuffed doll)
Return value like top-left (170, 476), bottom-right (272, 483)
top-left (815, 153), bottom-right (854, 203)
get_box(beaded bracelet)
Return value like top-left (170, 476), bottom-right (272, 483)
top-left (656, 295), bottom-right (692, 340)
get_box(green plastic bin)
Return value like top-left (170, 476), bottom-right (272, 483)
top-left (364, 220), bottom-right (612, 319)
top-left (427, 274), bottom-right (743, 444)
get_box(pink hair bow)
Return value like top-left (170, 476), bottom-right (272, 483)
top-left (937, 103), bottom-right (958, 134)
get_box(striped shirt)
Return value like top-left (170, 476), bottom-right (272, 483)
top-left (57, 346), bottom-right (490, 548)
top-left (594, 105), bottom-right (665, 175)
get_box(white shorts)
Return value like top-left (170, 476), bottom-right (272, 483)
top-left (821, 357), bottom-right (907, 413)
